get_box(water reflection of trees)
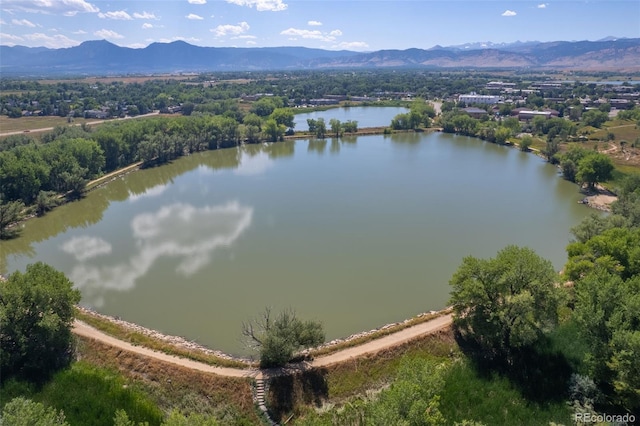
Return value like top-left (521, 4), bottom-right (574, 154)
top-left (2, 137), bottom-right (360, 272)
top-left (307, 139), bottom-right (327, 155)
top-left (0, 143), bottom-right (278, 270)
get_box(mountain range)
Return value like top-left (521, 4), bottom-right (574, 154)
top-left (1, 38), bottom-right (639, 76)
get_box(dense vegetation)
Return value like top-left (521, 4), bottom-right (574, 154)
top-left (0, 262), bottom-right (80, 382)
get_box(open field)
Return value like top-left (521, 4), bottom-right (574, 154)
top-left (33, 75), bottom-right (198, 85)
top-left (0, 116), bottom-right (99, 133)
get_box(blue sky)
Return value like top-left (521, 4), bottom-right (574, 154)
top-left (1, 0), bottom-right (638, 51)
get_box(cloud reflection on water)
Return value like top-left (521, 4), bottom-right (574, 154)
top-left (233, 151), bottom-right (273, 176)
top-left (65, 201), bottom-right (253, 307)
top-left (61, 236), bottom-right (113, 261)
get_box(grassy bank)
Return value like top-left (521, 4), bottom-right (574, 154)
top-left (75, 308), bottom-right (251, 370)
top-left (75, 336), bottom-right (260, 425)
top-left (304, 309), bottom-right (450, 360)
top-left (265, 328), bottom-right (573, 425)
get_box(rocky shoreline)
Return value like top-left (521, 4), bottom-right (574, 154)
top-left (76, 306), bottom-right (451, 363)
top-left (76, 306), bottom-right (252, 364)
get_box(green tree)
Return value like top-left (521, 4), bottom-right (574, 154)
top-left (263, 118), bottom-right (285, 142)
top-left (544, 138), bottom-right (559, 163)
top-left (329, 118), bottom-right (342, 137)
top-left (0, 397), bottom-right (69, 426)
top-left (390, 113), bottom-right (412, 130)
top-left (561, 159), bottom-right (578, 183)
top-left (181, 102), bottom-right (195, 116)
top-left (565, 227), bottom-right (640, 281)
top-left (0, 197), bottom-right (25, 239)
top-left (0, 263), bottom-right (81, 381)
top-left (494, 127), bottom-right (512, 145)
top-left (573, 269), bottom-right (640, 410)
top-left (242, 308), bottom-right (325, 368)
top-left (269, 108), bottom-right (295, 130)
top-left (306, 118), bottom-right (318, 134)
top-left (409, 99), bottom-right (434, 128)
top-left (576, 153), bottom-right (614, 190)
top-left (342, 120), bottom-right (358, 133)
top-left (581, 110), bottom-right (609, 128)
top-left (35, 190), bottom-right (60, 216)
top-left (519, 135), bottom-right (533, 152)
top-left (449, 246), bottom-right (563, 362)
top-left (314, 118), bottom-right (327, 139)
top-left (611, 174), bottom-right (640, 228)
top-left (243, 113), bottom-right (262, 130)
top-left (250, 97), bottom-right (283, 117)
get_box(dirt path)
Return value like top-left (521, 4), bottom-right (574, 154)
top-left (73, 313), bottom-right (453, 378)
top-left (309, 313), bottom-right (452, 368)
top-left (73, 321), bottom-right (257, 378)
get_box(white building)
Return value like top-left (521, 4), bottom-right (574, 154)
top-left (458, 93), bottom-right (503, 105)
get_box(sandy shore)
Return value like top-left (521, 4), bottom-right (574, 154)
top-left (581, 184), bottom-right (618, 212)
top-left (583, 193), bottom-right (618, 211)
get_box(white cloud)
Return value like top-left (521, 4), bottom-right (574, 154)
top-left (234, 151), bottom-right (273, 176)
top-left (72, 29), bottom-right (87, 34)
top-left (2, 0), bottom-right (99, 15)
top-left (212, 21), bottom-right (249, 37)
top-left (12, 18), bottom-right (37, 27)
top-left (186, 13), bottom-right (204, 20)
top-left (94, 29), bottom-right (124, 39)
top-left (23, 32), bottom-right (79, 48)
top-left (537, 3), bottom-right (548, 8)
top-left (234, 35), bottom-right (257, 39)
top-left (334, 41), bottom-right (369, 50)
top-left (142, 23), bottom-right (153, 29)
top-left (98, 11), bottom-right (133, 20)
top-left (308, 20), bottom-right (322, 26)
top-left (501, 10), bottom-right (517, 17)
top-left (133, 11), bottom-right (157, 19)
top-left (61, 236), bottom-right (112, 261)
top-left (246, 40), bottom-right (257, 45)
top-left (0, 19), bottom-right (6, 25)
top-left (226, 0), bottom-right (287, 12)
top-left (0, 33), bottom-right (24, 42)
top-left (188, 0), bottom-right (207, 3)
top-left (280, 27), bottom-right (341, 42)
top-left (128, 43), bottom-right (147, 49)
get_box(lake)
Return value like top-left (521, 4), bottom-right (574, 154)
top-left (1, 132), bottom-right (593, 356)
top-left (293, 106), bottom-right (408, 131)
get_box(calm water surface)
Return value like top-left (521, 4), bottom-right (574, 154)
top-left (293, 106), bottom-right (408, 131)
top-left (1, 132), bottom-right (593, 355)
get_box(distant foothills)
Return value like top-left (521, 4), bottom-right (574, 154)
top-left (1, 38), bottom-right (639, 76)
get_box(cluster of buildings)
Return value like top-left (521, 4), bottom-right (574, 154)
top-left (457, 80), bottom-right (638, 121)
